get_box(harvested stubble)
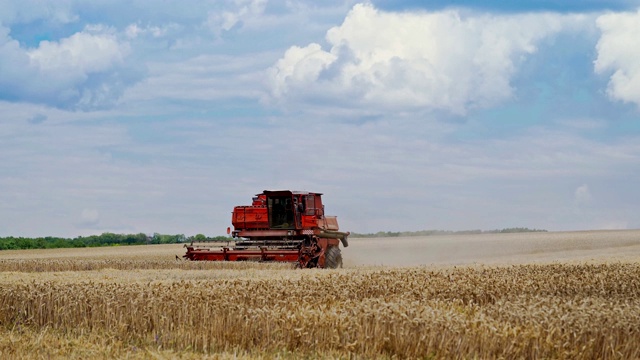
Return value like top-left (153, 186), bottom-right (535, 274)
top-left (1, 263), bottom-right (640, 359)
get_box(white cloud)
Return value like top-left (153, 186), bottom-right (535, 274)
top-left (125, 23), bottom-right (174, 39)
top-left (0, 1), bottom-right (356, 110)
top-left (594, 10), bottom-right (640, 107)
top-left (0, 25), bottom-right (32, 89)
top-left (574, 184), bottom-right (593, 205)
top-left (267, 4), bottom-right (587, 115)
top-left (269, 43), bottom-right (337, 98)
top-left (28, 29), bottom-right (127, 75)
top-left (206, 0), bottom-right (267, 34)
top-left (0, 25), bottom-right (138, 109)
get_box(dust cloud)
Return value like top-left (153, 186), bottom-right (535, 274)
top-left (342, 230), bottom-right (640, 267)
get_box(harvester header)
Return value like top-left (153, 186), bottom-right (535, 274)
top-left (184, 190), bottom-right (349, 268)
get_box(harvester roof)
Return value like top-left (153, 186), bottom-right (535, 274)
top-left (261, 190), bottom-right (323, 197)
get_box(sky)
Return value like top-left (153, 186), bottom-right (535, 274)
top-left (1, 0), bottom-right (640, 238)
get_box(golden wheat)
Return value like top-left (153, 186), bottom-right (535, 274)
top-left (1, 261), bottom-right (640, 359)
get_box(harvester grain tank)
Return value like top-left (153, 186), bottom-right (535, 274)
top-left (184, 190), bottom-right (349, 268)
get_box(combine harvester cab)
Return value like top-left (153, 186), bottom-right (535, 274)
top-left (184, 190), bottom-right (349, 268)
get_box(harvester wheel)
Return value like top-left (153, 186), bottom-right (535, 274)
top-left (324, 246), bottom-right (343, 269)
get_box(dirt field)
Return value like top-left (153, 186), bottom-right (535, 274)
top-left (1, 230), bottom-right (640, 359)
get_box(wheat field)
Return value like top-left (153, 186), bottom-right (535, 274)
top-left (1, 230), bottom-right (640, 359)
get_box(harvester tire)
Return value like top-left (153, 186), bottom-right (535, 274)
top-left (324, 246), bottom-right (343, 269)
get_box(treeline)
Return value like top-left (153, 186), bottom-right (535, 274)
top-left (0, 233), bottom-right (228, 251)
top-left (350, 227), bottom-right (548, 238)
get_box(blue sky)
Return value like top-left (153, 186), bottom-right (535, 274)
top-left (1, 0), bottom-right (640, 237)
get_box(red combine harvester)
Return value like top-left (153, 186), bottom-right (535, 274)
top-left (184, 190), bottom-right (349, 268)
